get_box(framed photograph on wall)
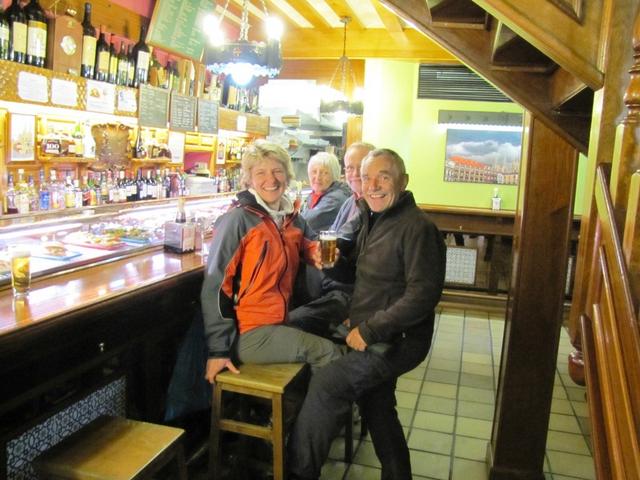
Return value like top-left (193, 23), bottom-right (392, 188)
top-left (8, 114), bottom-right (36, 162)
top-left (444, 128), bottom-right (522, 185)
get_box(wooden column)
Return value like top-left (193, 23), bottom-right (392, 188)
top-left (488, 114), bottom-right (578, 480)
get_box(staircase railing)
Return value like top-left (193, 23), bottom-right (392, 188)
top-left (580, 164), bottom-right (640, 478)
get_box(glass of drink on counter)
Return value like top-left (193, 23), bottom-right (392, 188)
top-left (319, 230), bottom-right (338, 268)
top-left (9, 246), bottom-right (31, 298)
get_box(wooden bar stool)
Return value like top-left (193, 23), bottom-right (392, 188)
top-left (34, 415), bottom-right (187, 480)
top-left (209, 363), bottom-right (309, 480)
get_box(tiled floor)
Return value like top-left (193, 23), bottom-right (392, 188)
top-left (318, 307), bottom-right (596, 480)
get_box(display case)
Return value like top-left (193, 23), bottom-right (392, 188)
top-left (0, 193), bottom-right (234, 289)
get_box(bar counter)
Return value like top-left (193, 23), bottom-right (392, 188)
top-left (0, 247), bottom-right (205, 336)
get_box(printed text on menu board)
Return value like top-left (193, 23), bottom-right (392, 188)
top-left (147, 0), bottom-right (209, 61)
top-left (170, 93), bottom-right (196, 132)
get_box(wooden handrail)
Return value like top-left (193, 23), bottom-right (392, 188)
top-left (581, 164), bottom-right (640, 479)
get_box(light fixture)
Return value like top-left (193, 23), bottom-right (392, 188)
top-left (203, 0), bottom-right (283, 87)
top-left (320, 16), bottom-right (364, 117)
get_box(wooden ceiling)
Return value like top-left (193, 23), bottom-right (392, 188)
top-left (218, 0), bottom-right (457, 62)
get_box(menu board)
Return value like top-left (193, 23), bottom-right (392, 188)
top-left (147, 0), bottom-right (210, 61)
top-left (139, 84), bottom-right (169, 129)
top-left (197, 99), bottom-right (218, 134)
top-left (170, 93), bottom-right (197, 132)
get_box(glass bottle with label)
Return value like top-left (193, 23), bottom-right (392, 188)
top-left (94, 28), bottom-right (110, 82)
top-left (5, 174), bottom-right (18, 214)
top-left (15, 169), bottom-right (30, 213)
top-left (132, 22), bottom-right (150, 87)
top-left (7, 0), bottom-right (27, 64)
top-left (25, 0), bottom-right (47, 67)
top-left (0, 7), bottom-right (10, 60)
top-left (116, 41), bottom-right (129, 86)
top-left (80, 2), bottom-right (96, 78)
top-left (38, 168), bottom-right (50, 211)
top-left (108, 38), bottom-right (118, 84)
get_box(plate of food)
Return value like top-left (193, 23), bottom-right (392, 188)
top-left (33, 241), bottom-right (83, 261)
top-left (63, 232), bottom-right (126, 250)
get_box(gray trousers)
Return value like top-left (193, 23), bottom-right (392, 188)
top-left (236, 324), bottom-right (344, 372)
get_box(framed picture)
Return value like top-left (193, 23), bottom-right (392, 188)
top-left (8, 114), bottom-right (36, 162)
top-left (444, 128), bottom-right (522, 185)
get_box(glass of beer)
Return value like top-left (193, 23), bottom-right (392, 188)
top-left (319, 230), bottom-right (338, 268)
top-left (9, 246), bottom-right (31, 298)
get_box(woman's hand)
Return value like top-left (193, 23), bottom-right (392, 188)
top-left (205, 357), bottom-right (240, 384)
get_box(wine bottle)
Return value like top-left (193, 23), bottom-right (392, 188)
top-left (80, 2), bottom-right (96, 78)
top-left (116, 41), bottom-right (129, 86)
top-left (127, 43), bottom-right (135, 87)
top-left (0, 7), bottom-right (10, 60)
top-left (134, 128), bottom-right (146, 158)
top-left (94, 28), bottom-right (109, 82)
top-left (132, 22), bottom-right (150, 87)
top-left (108, 38), bottom-right (118, 83)
top-left (6, 0), bottom-right (26, 64)
top-left (25, 0), bottom-right (47, 67)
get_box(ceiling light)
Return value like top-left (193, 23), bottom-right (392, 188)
top-left (203, 0), bottom-right (283, 87)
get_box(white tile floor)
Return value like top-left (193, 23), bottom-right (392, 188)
top-left (319, 307), bottom-right (596, 480)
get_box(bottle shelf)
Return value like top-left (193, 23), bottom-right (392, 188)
top-left (38, 155), bottom-right (94, 164)
top-left (131, 157), bottom-right (171, 164)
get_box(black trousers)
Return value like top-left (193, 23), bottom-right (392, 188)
top-left (288, 334), bottom-right (431, 479)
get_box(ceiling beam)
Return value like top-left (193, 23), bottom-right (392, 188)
top-left (282, 28), bottom-right (457, 61)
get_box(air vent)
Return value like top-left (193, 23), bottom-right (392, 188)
top-left (418, 65), bottom-right (511, 102)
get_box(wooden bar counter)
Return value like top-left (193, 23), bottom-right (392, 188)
top-left (0, 247), bottom-right (207, 479)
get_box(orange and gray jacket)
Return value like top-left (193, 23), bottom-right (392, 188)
top-left (201, 190), bottom-right (317, 358)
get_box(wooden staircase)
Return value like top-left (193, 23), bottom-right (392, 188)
top-left (381, 0), bottom-right (599, 153)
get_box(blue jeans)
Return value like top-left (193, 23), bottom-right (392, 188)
top-left (288, 334), bottom-right (432, 479)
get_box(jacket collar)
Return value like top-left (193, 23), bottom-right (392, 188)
top-left (357, 190), bottom-right (415, 218)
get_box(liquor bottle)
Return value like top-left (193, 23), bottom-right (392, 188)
top-left (132, 22), bottom-right (150, 87)
top-left (117, 170), bottom-right (126, 202)
top-left (134, 169), bottom-right (144, 201)
top-left (146, 170), bottom-right (157, 200)
top-left (108, 38), bottom-right (118, 84)
top-left (94, 28), bottom-right (110, 82)
top-left (81, 176), bottom-right (91, 206)
top-left (100, 172), bottom-right (108, 204)
top-left (5, 174), bottom-right (18, 214)
top-left (25, 0), bottom-right (47, 67)
top-left (38, 169), bottom-right (50, 211)
top-left (27, 175), bottom-right (38, 211)
top-left (73, 179), bottom-right (83, 208)
top-left (134, 128), bottom-right (146, 158)
top-left (15, 169), bottom-right (30, 213)
top-left (64, 174), bottom-right (75, 208)
top-left (0, 7), bottom-right (10, 60)
top-left (49, 170), bottom-right (61, 209)
top-left (116, 42), bottom-right (129, 86)
top-left (72, 123), bottom-right (84, 157)
top-left (80, 2), bottom-right (96, 78)
top-left (127, 43), bottom-right (135, 87)
top-left (6, 0), bottom-right (27, 64)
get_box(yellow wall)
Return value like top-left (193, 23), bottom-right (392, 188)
top-left (361, 59), bottom-right (587, 215)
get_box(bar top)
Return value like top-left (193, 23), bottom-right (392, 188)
top-left (0, 248), bottom-right (206, 338)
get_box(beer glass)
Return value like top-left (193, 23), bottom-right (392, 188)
top-left (9, 246), bottom-right (31, 298)
top-left (319, 230), bottom-right (338, 268)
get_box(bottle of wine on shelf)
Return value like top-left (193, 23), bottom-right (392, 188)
top-left (0, 6), bottom-right (10, 61)
top-left (25, 0), bottom-right (47, 67)
top-left (134, 128), bottom-right (147, 159)
top-left (132, 22), bottom-right (150, 87)
top-left (127, 43), bottom-right (135, 87)
top-left (108, 38), bottom-right (118, 83)
top-left (7, 0), bottom-right (27, 64)
top-left (116, 41), bottom-right (129, 86)
top-left (80, 2), bottom-right (96, 78)
top-left (94, 27), bottom-right (110, 82)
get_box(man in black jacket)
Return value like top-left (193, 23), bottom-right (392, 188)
top-left (288, 148), bottom-right (447, 480)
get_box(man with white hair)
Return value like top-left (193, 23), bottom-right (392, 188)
top-left (288, 148), bottom-right (447, 480)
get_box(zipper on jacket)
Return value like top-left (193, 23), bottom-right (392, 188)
top-left (237, 241), bottom-right (269, 302)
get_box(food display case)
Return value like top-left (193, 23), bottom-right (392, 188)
top-left (0, 193), bottom-right (235, 288)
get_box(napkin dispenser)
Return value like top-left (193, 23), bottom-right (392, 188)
top-left (164, 221), bottom-right (196, 253)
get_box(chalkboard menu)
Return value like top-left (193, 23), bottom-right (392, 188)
top-left (197, 99), bottom-right (219, 134)
top-left (170, 93), bottom-right (197, 132)
top-left (139, 84), bottom-right (169, 129)
top-left (147, 0), bottom-right (210, 61)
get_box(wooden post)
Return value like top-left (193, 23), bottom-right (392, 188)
top-left (488, 114), bottom-right (578, 480)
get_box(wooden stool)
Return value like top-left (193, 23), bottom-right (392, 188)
top-left (34, 415), bottom-right (187, 480)
top-left (209, 363), bottom-right (308, 480)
